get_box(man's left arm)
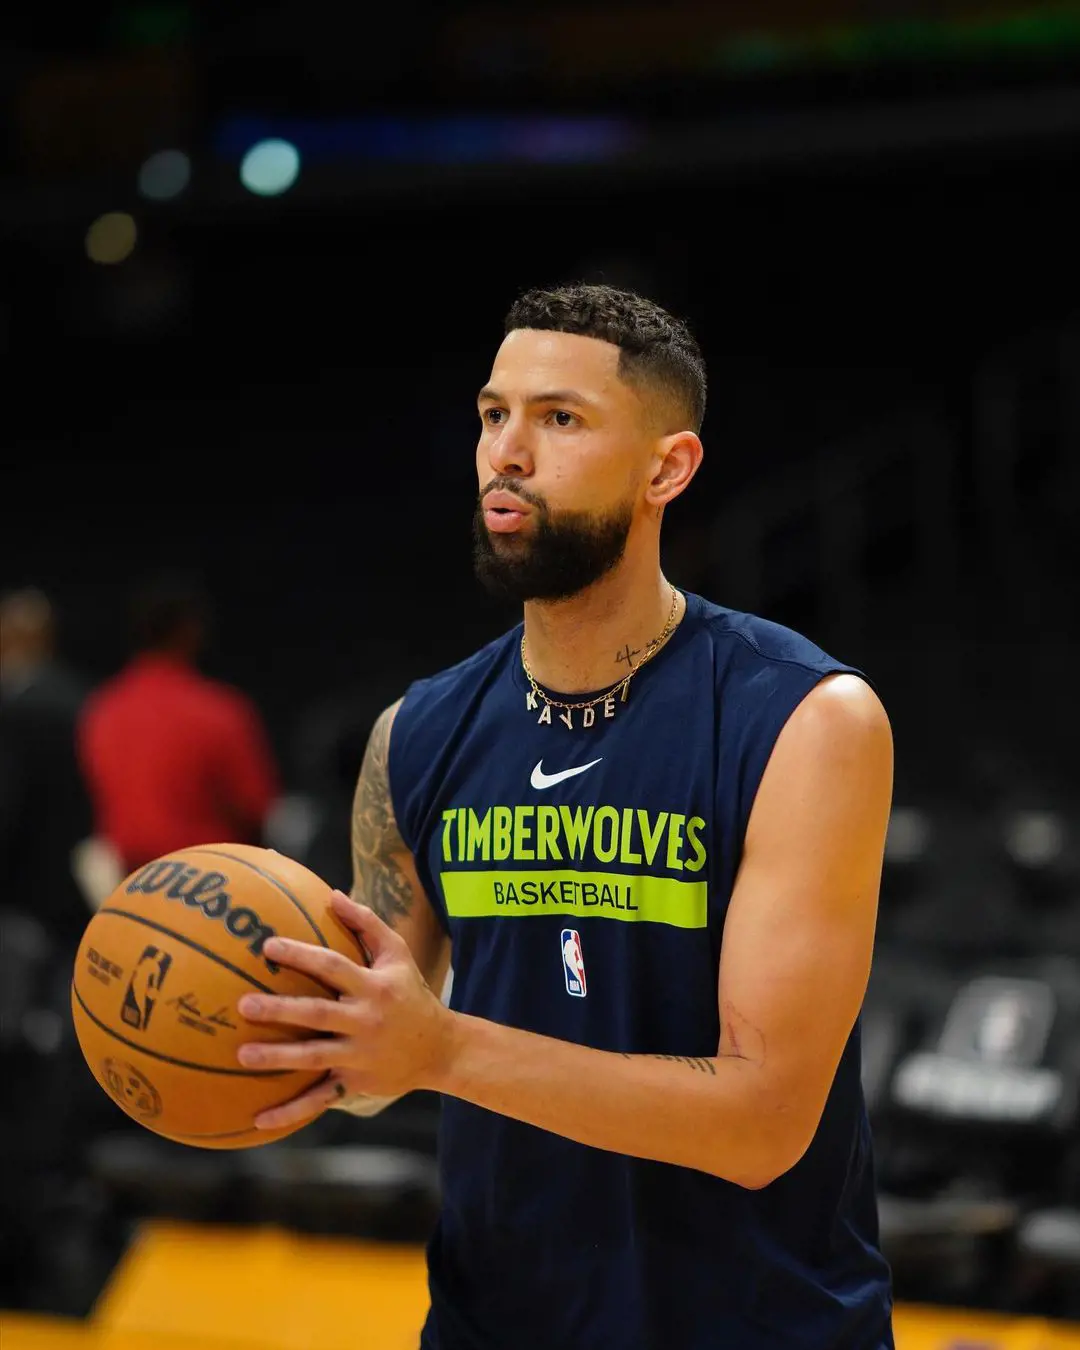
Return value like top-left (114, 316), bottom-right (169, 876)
top-left (240, 674), bottom-right (892, 1188)
top-left (420, 674), bottom-right (893, 1187)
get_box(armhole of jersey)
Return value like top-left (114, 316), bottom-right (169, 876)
top-left (386, 688), bottom-right (416, 856)
top-left (738, 663), bottom-right (862, 841)
top-left (385, 689), bottom-right (454, 939)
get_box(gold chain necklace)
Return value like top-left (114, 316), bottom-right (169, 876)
top-left (520, 586), bottom-right (680, 730)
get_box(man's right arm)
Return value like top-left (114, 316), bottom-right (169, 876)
top-left (350, 699), bottom-right (450, 986)
top-left (333, 698), bottom-right (451, 1115)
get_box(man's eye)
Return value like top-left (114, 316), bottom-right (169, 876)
top-left (549, 410), bottom-right (577, 428)
top-left (483, 408), bottom-right (505, 425)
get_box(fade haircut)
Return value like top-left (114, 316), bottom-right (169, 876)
top-left (504, 283), bottom-right (706, 434)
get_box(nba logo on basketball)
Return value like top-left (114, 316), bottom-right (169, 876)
top-left (561, 928), bottom-right (587, 998)
top-left (120, 945), bottom-right (173, 1031)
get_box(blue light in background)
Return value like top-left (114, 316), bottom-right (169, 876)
top-left (217, 115), bottom-right (639, 168)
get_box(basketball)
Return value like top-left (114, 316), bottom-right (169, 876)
top-left (70, 843), bottom-right (364, 1149)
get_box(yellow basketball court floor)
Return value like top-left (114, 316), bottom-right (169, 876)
top-left (3, 1221), bottom-right (1078, 1350)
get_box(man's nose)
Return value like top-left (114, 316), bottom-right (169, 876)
top-left (487, 419), bottom-right (534, 478)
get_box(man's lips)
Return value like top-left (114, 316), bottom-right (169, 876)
top-left (483, 489), bottom-right (533, 534)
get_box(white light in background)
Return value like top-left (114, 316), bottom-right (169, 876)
top-left (239, 138), bottom-right (301, 196)
top-left (138, 149), bottom-right (191, 201)
top-left (85, 212), bottom-right (138, 264)
top-left (1005, 811), bottom-right (1063, 866)
top-left (884, 807), bottom-right (930, 863)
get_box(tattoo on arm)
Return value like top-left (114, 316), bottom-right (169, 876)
top-left (618, 1003), bottom-right (766, 1076)
top-left (621, 1053), bottom-right (717, 1075)
top-left (719, 999), bottom-right (766, 1066)
top-left (351, 702), bottom-right (413, 926)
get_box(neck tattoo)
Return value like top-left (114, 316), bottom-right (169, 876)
top-left (520, 586), bottom-right (680, 730)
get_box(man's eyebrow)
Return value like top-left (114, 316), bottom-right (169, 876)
top-left (477, 386), bottom-right (598, 408)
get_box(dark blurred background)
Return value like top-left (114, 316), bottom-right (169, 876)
top-left (2, 0), bottom-right (1080, 1336)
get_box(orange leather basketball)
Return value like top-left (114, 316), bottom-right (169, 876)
top-left (71, 844), bottom-right (363, 1149)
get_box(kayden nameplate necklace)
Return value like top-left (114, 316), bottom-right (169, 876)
top-left (520, 585), bottom-right (679, 731)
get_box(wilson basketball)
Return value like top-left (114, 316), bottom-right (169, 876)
top-left (71, 843), bottom-right (364, 1149)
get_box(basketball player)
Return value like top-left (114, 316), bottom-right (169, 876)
top-left (237, 284), bottom-right (896, 1349)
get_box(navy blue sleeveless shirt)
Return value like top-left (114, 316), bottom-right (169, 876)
top-left (389, 592), bottom-right (894, 1350)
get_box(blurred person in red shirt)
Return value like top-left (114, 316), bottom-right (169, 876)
top-left (78, 574), bottom-right (280, 874)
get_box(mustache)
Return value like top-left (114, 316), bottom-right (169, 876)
top-left (478, 478), bottom-right (547, 513)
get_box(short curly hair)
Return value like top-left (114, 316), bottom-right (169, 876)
top-left (504, 283), bottom-right (706, 433)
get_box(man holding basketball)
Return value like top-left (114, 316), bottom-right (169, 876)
top-left (238, 285), bottom-right (895, 1349)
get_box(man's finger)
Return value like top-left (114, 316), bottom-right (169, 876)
top-left (237, 1032), bottom-right (351, 1071)
top-left (261, 934), bottom-right (370, 994)
top-left (329, 890), bottom-right (408, 964)
top-left (254, 1075), bottom-right (343, 1131)
top-left (238, 992), bottom-right (355, 1035)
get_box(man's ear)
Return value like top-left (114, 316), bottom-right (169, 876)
top-left (645, 431), bottom-right (703, 510)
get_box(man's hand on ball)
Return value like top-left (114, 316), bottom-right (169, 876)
top-left (237, 890), bottom-right (452, 1130)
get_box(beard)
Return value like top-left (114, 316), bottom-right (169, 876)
top-left (472, 483), bottom-right (633, 603)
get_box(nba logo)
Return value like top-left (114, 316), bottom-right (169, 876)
top-left (561, 928), bottom-right (587, 998)
top-left (120, 945), bottom-right (173, 1031)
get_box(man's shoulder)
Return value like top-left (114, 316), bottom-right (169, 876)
top-left (687, 593), bottom-right (858, 680)
top-left (77, 661), bottom-right (259, 746)
top-left (189, 672), bottom-right (263, 724)
top-left (133, 660), bottom-right (259, 721)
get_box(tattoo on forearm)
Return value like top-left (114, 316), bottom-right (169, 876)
top-left (621, 1053), bottom-right (717, 1075)
top-left (618, 1003), bottom-right (766, 1076)
top-left (719, 999), bottom-right (766, 1066)
top-left (351, 702), bottom-right (413, 925)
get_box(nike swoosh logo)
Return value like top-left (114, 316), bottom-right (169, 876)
top-left (530, 757), bottom-right (604, 790)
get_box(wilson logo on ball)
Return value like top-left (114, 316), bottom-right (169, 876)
top-left (125, 861), bottom-right (281, 972)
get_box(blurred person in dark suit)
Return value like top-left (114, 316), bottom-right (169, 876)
top-left (77, 573), bottom-right (281, 876)
top-left (0, 587), bottom-right (93, 952)
top-left (0, 588), bottom-right (98, 1313)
